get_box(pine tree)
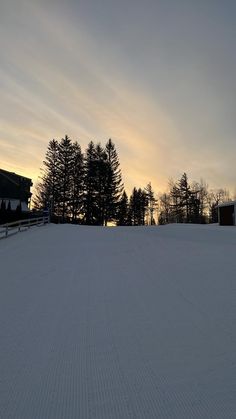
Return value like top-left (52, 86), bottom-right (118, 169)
top-left (117, 191), bottom-right (129, 225)
top-left (129, 188), bottom-right (147, 225)
top-left (33, 139), bottom-right (60, 218)
top-left (129, 188), bottom-right (138, 225)
top-left (104, 139), bottom-right (123, 225)
top-left (83, 141), bottom-right (98, 225)
top-left (57, 135), bottom-right (74, 222)
top-left (94, 143), bottom-right (110, 225)
top-left (191, 180), bottom-right (208, 223)
top-left (33, 180), bottom-right (50, 212)
top-left (139, 188), bottom-right (148, 225)
top-left (70, 141), bottom-right (84, 223)
top-left (144, 182), bottom-right (157, 225)
top-left (170, 174), bottom-right (192, 223)
top-left (178, 173), bottom-right (191, 222)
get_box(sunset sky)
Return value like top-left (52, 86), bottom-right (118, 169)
top-left (1, 0), bottom-right (236, 194)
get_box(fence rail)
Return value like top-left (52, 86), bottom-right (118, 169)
top-left (0, 216), bottom-right (50, 239)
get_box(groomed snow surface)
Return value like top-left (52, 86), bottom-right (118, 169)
top-left (1, 224), bottom-right (236, 418)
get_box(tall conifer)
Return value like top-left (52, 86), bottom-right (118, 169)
top-left (57, 135), bottom-right (74, 222)
top-left (104, 139), bottom-right (123, 225)
top-left (117, 191), bottom-right (129, 226)
top-left (70, 141), bottom-right (84, 223)
top-left (33, 139), bottom-right (59, 217)
top-left (84, 141), bottom-right (97, 225)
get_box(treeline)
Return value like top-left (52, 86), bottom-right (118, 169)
top-left (33, 135), bottom-right (157, 225)
top-left (34, 136), bottom-right (231, 226)
top-left (158, 172), bottom-right (231, 225)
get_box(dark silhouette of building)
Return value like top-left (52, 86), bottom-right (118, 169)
top-left (218, 201), bottom-right (236, 226)
top-left (0, 169), bottom-right (32, 223)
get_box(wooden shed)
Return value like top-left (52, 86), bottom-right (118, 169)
top-left (218, 201), bottom-right (236, 226)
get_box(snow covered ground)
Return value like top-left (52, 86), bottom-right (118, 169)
top-left (1, 223), bottom-right (236, 418)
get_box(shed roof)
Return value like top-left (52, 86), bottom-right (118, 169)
top-left (218, 201), bottom-right (236, 208)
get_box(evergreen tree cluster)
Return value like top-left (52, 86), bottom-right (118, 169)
top-left (34, 136), bottom-right (122, 225)
top-left (33, 136), bottom-right (157, 226)
top-left (124, 184), bottom-right (157, 226)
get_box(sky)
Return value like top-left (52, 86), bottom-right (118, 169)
top-left (0, 0), bottom-right (236, 195)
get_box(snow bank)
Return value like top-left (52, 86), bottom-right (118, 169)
top-left (0, 224), bottom-right (236, 418)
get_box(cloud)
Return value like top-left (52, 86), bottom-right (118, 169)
top-left (1, 0), bottom-right (236, 196)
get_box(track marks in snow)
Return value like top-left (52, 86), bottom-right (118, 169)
top-left (1, 224), bottom-right (236, 418)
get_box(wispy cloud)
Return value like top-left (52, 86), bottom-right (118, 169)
top-left (1, 0), bottom-right (236, 194)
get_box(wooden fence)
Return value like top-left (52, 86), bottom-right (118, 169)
top-left (0, 216), bottom-right (50, 239)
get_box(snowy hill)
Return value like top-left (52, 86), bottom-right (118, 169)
top-left (1, 224), bottom-right (236, 418)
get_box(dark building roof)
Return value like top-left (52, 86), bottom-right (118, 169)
top-left (218, 200), bottom-right (236, 208)
top-left (0, 169), bottom-right (32, 203)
